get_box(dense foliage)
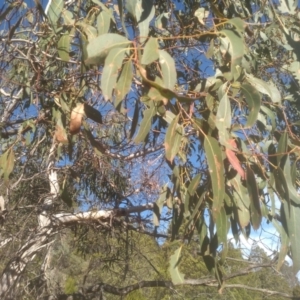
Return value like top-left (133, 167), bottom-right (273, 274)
top-left (0, 0), bottom-right (300, 298)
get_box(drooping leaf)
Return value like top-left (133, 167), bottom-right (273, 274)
top-left (225, 139), bottom-right (245, 179)
top-left (97, 11), bottom-right (112, 36)
top-left (246, 165), bottom-right (262, 230)
top-left (141, 37), bottom-right (159, 65)
top-left (187, 174), bottom-right (201, 196)
top-left (0, 149), bottom-right (15, 182)
top-left (220, 29), bottom-right (244, 80)
top-left (216, 90), bottom-right (231, 145)
top-left (58, 33), bottom-right (72, 62)
top-left (55, 113), bottom-right (68, 143)
top-left (260, 105), bottom-right (276, 131)
top-left (153, 185), bottom-right (167, 226)
top-left (165, 114), bottom-right (183, 162)
top-left (281, 155), bottom-right (300, 205)
top-left (46, 0), bottom-right (64, 29)
top-left (134, 106), bottom-right (156, 143)
top-left (130, 99), bottom-right (139, 139)
top-left (101, 47), bottom-right (127, 101)
top-left (231, 175), bottom-right (250, 228)
top-left (84, 104), bottom-right (102, 124)
top-left (114, 59), bottom-right (133, 109)
top-left (158, 50), bottom-right (177, 90)
top-left (138, 4), bottom-right (155, 43)
top-left (76, 21), bottom-right (98, 41)
top-left (277, 131), bottom-right (288, 166)
top-left (245, 73), bottom-right (281, 104)
top-left (204, 136), bottom-right (225, 219)
top-left (282, 201), bottom-right (300, 273)
top-left (241, 83), bottom-right (261, 127)
top-left (272, 219), bottom-right (289, 270)
top-left (70, 103), bottom-right (85, 134)
top-left (169, 246), bottom-right (185, 284)
top-left (85, 33), bottom-right (130, 65)
top-left (194, 7), bottom-right (209, 25)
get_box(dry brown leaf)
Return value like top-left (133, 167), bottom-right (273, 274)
top-left (70, 103), bottom-right (85, 134)
top-left (55, 124), bottom-right (68, 143)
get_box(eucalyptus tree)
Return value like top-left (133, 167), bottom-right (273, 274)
top-left (0, 0), bottom-right (300, 298)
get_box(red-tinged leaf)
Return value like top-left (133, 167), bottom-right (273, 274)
top-left (225, 139), bottom-right (245, 179)
top-left (246, 164), bottom-right (262, 230)
top-left (204, 136), bottom-right (225, 220)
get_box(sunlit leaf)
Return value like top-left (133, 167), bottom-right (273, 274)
top-left (169, 246), bottom-right (185, 284)
top-left (194, 7), bottom-right (209, 25)
top-left (220, 29), bottom-right (244, 80)
top-left (141, 37), bottom-right (159, 65)
top-left (204, 136), bottom-right (225, 219)
top-left (58, 33), bottom-right (71, 61)
top-left (216, 89), bottom-right (231, 144)
top-left (85, 33), bottom-right (130, 65)
top-left (97, 11), bottom-right (112, 36)
top-left (245, 73), bottom-right (281, 104)
top-left (138, 4), bottom-right (155, 43)
top-left (46, 0), bottom-right (64, 29)
top-left (101, 47), bottom-right (127, 101)
top-left (158, 50), bottom-right (177, 90)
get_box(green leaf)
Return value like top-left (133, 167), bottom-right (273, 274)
top-left (277, 131), bottom-right (288, 166)
top-left (84, 104), bottom-right (102, 124)
top-left (76, 21), bottom-right (97, 41)
top-left (272, 219), bottom-right (289, 270)
top-left (216, 206), bottom-right (228, 245)
top-left (130, 99), bottom-right (139, 139)
top-left (138, 6), bottom-right (155, 43)
top-left (165, 114), bottom-right (183, 162)
top-left (85, 34), bottom-right (130, 65)
top-left (158, 50), bottom-right (177, 90)
top-left (216, 88), bottom-right (231, 144)
top-left (241, 83), bottom-right (261, 127)
top-left (281, 155), bottom-right (300, 205)
top-left (246, 165), bottom-right (262, 230)
top-left (220, 29), bottom-right (244, 81)
top-left (97, 11), bottom-right (112, 36)
top-left (134, 106), bottom-right (156, 143)
top-left (194, 7), bottom-right (209, 25)
top-left (101, 47), bottom-right (127, 101)
top-left (0, 149), bottom-right (15, 181)
top-left (153, 185), bottom-right (167, 226)
top-left (141, 37), bottom-right (159, 65)
top-left (245, 73), bottom-right (281, 104)
top-left (61, 10), bottom-right (74, 26)
top-left (231, 176), bottom-right (250, 228)
top-left (169, 246), bottom-right (185, 284)
top-left (260, 105), bottom-right (276, 131)
top-left (187, 174), bottom-right (201, 196)
top-left (204, 136), bottom-right (225, 220)
top-left (114, 59), bottom-right (133, 110)
top-left (46, 0), bottom-right (64, 29)
top-left (58, 33), bottom-right (71, 61)
top-left (282, 201), bottom-right (300, 273)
